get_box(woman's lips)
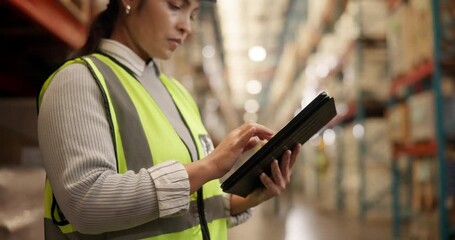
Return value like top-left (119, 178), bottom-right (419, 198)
top-left (168, 39), bottom-right (182, 50)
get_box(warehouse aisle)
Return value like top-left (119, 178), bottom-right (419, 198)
top-left (228, 190), bottom-right (392, 240)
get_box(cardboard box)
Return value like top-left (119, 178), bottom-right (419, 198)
top-left (387, 103), bottom-right (410, 144)
top-left (408, 91), bottom-right (436, 142)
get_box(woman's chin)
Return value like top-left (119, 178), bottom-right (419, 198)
top-left (156, 50), bottom-right (174, 60)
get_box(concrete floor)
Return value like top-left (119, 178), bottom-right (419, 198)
top-left (0, 166), bottom-right (45, 240)
top-left (228, 192), bottom-right (392, 240)
top-left (0, 166), bottom-right (392, 240)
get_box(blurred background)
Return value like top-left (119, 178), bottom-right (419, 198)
top-left (0, 0), bottom-right (454, 239)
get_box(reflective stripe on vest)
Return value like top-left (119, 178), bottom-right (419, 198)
top-left (40, 54), bottom-right (227, 240)
top-left (44, 196), bottom-right (226, 240)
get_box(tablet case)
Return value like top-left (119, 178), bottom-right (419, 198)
top-left (220, 92), bottom-right (337, 197)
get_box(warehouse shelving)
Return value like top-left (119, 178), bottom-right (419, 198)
top-left (323, 40), bottom-right (390, 220)
top-left (389, 0), bottom-right (453, 239)
top-left (356, 93), bottom-right (389, 221)
top-left (351, 0), bottom-right (391, 220)
top-left (296, 0), bottom-right (391, 219)
top-left (388, 60), bottom-right (442, 240)
top-left (430, 0), bottom-right (450, 239)
top-left (355, 86), bottom-right (390, 221)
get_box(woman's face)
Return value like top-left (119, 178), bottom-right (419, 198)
top-left (117, 0), bottom-right (200, 60)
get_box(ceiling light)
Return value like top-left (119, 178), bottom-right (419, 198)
top-left (244, 99), bottom-right (260, 113)
top-left (309, 134), bottom-right (320, 147)
top-left (323, 129), bottom-right (336, 146)
top-left (315, 64), bottom-right (330, 78)
top-left (353, 124), bottom-right (365, 139)
top-left (243, 112), bottom-right (258, 123)
top-left (246, 80), bottom-right (262, 95)
top-left (305, 65), bottom-right (316, 79)
top-left (326, 55), bottom-right (338, 70)
top-left (248, 46), bottom-right (267, 62)
top-left (202, 45), bottom-right (216, 58)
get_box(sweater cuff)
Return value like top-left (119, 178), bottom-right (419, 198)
top-left (147, 161), bottom-right (190, 217)
top-left (223, 193), bottom-right (253, 228)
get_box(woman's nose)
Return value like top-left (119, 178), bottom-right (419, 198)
top-left (177, 15), bottom-right (192, 35)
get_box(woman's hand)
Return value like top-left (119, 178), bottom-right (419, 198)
top-left (256, 143), bottom-right (301, 201)
top-left (230, 143), bottom-right (301, 215)
top-left (185, 122), bottom-right (274, 193)
top-left (207, 122), bottom-right (274, 178)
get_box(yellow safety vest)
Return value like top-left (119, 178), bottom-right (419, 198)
top-left (39, 53), bottom-right (228, 240)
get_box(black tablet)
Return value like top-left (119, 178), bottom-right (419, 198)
top-left (220, 92), bottom-right (337, 197)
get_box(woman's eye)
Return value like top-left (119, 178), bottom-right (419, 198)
top-left (168, 2), bottom-right (181, 10)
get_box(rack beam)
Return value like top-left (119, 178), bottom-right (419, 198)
top-left (390, 61), bottom-right (434, 97)
top-left (8, 0), bottom-right (87, 49)
top-left (393, 140), bottom-right (438, 157)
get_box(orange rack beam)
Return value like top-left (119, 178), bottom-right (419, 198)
top-left (8, 0), bottom-right (87, 49)
top-left (390, 61), bottom-right (434, 97)
top-left (393, 139), bottom-right (438, 157)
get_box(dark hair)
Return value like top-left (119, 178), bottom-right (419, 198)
top-left (71, 0), bottom-right (120, 58)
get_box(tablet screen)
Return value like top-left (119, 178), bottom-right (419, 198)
top-left (221, 92), bottom-right (337, 197)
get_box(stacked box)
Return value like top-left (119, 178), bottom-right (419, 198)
top-left (409, 156), bottom-right (439, 239)
top-left (409, 0), bottom-right (434, 63)
top-left (395, 154), bottom-right (415, 209)
top-left (412, 157), bottom-right (438, 212)
top-left (358, 0), bottom-right (388, 39)
top-left (353, 119), bottom-right (393, 168)
top-left (441, 0), bottom-right (455, 75)
top-left (408, 90), bottom-right (436, 142)
top-left (387, 5), bottom-right (415, 78)
top-left (341, 119), bottom-right (392, 218)
top-left (387, 103), bottom-right (410, 144)
top-left (358, 47), bottom-right (389, 101)
top-left (341, 52), bottom-right (360, 103)
top-left (387, 3), bottom-right (434, 79)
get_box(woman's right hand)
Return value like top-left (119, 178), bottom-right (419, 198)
top-left (185, 122), bottom-right (274, 193)
top-left (206, 122), bottom-right (274, 178)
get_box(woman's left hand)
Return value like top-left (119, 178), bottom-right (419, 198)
top-left (248, 143), bottom-right (302, 204)
top-left (229, 143), bottom-right (301, 215)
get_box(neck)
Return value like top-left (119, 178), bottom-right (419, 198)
top-left (110, 20), bottom-right (149, 61)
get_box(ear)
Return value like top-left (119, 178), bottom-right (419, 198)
top-left (121, 0), bottom-right (138, 13)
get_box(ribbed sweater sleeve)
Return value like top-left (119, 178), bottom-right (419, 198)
top-left (37, 63), bottom-right (190, 234)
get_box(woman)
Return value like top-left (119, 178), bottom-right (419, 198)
top-left (37, 0), bottom-right (301, 239)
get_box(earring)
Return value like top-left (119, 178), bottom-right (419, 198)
top-left (125, 5), bottom-right (131, 14)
